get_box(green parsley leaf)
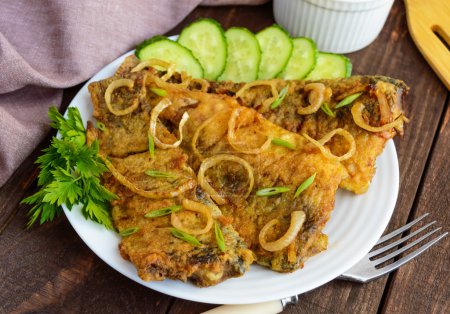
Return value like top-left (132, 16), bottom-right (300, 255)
top-left (22, 106), bottom-right (116, 229)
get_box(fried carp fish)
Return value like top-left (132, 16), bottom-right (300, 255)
top-left (88, 71), bottom-right (254, 287)
top-left (86, 56), bottom-right (408, 285)
top-left (116, 56), bottom-right (408, 193)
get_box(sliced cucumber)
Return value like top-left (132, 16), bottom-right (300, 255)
top-left (218, 27), bottom-right (261, 83)
top-left (178, 18), bottom-right (227, 81)
top-left (135, 35), bottom-right (203, 78)
top-left (279, 38), bottom-right (318, 80)
top-left (256, 25), bottom-right (293, 80)
top-left (305, 52), bottom-right (352, 80)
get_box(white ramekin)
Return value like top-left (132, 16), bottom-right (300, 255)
top-left (273, 0), bottom-right (394, 53)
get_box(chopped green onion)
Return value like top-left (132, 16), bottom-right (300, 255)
top-left (119, 227), bottom-right (139, 237)
top-left (321, 103), bottom-right (336, 117)
top-left (271, 138), bottom-right (296, 150)
top-left (256, 186), bottom-right (290, 196)
top-left (150, 87), bottom-right (167, 97)
top-left (97, 122), bottom-right (106, 132)
top-left (145, 205), bottom-right (182, 218)
top-left (335, 93), bottom-right (362, 109)
top-left (215, 223), bottom-right (226, 252)
top-left (144, 170), bottom-right (175, 178)
top-left (294, 173), bottom-right (317, 198)
top-left (170, 228), bottom-right (201, 246)
top-left (270, 85), bottom-right (289, 109)
top-left (148, 132), bottom-right (155, 159)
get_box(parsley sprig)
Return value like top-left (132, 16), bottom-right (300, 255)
top-left (22, 107), bottom-right (117, 229)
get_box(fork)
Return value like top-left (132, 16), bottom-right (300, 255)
top-left (203, 213), bottom-right (448, 314)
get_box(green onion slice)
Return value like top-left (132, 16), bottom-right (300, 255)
top-left (321, 103), bottom-right (336, 117)
top-left (119, 227), bottom-right (139, 237)
top-left (335, 93), bottom-right (362, 109)
top-left (215, 223), bottom-right (226, 252)
top-left (170, 228), bottom-right (201, 246)
top-left (271, 138), bottom-right (295, 150)
top-left (145, 205), bottom-right (182, 218)
top-left (150, 87), bottom-right (167, 97)
top-left (148, 132), bottom-right (155, 159)
top-left (270, 85), bottom-right (289, 109)
top-left (294, 173), bottom-right (317, 198)
top-left (144, 170), bottom-right (175, 178)
top-left (97, 122), bottom-right (106, 132)
top-left (256, 186), bottom-right (290, 196)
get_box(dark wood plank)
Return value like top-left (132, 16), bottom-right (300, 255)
top-left (0, 208), bottom-right (172, 314)
top-left (380, 102), bottom-right (450, 314)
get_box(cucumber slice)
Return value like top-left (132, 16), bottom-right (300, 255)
top-left (218, 27), bottom-right (261, 83)
top-left (135, 35), bottom-right (203, 78)
top-left (256, 25), bottom-right (293, 80)
top-left (178, 18), bottom-right (227, 81)
top-left (305, 52), bottom-right (352, 80)
top-left (279, 38), bottom-right (318, 80)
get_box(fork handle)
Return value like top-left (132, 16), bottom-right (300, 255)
top-left (201, 300), bottom-right (283, 314)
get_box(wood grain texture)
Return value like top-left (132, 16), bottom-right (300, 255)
top-left (380, 101), bottom-right (450, 314)
top-left (1, 1), bottom-right (449, 313)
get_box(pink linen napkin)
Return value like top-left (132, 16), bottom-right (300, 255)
top-left (0, 0), bottom-right (268, 187)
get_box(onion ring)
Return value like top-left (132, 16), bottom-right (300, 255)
top-left (302, 128), bottom-right (356, 161)
top-left (351, 102), bottom-right (407, 133)
top-left (191, 110), bottom-right (231, 159)
top-left (228, 108), bottom-right (272, 154)
top-left (170, 199), bottom-right (213, 235)
top-left (236, 80), bottom-right (279, 110)
top-left (150, 98), bottom-right (189, 149)
top-left (104, 79), bottom-right (139, 116)
top-left (297, 83), bottom-right (325, 115)
top-left (198, 154), bottom-right (254, 205)
top-left (259, 211), bottom-right (306, 252)
top-left (101, 156), bottom-right (195, 199)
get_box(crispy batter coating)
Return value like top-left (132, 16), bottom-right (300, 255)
top-left (87, 56), bottom-right (407, 283)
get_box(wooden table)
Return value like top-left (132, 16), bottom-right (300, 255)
top-left (1, 1), bottom-right (448, 313)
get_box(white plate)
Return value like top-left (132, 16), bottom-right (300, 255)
top-left (63, 46), bottom-right (399, 305)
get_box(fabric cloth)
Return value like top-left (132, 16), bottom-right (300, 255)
top-left (0, 0), bottom-right (269, 187)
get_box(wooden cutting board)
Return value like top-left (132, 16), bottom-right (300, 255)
top-left (404, 0), bottom-right (450, 90)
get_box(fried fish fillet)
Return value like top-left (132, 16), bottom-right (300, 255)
top-left (114, 55), bottom-right (408, 194)
top-left (209, 77), bottom-right (408, 194)
top-left (87, 83), bottom-right (254, 287)
top-left (88, 56), bottom-right (407, 280)
top-left (153, 85), bottom-right (347, 272)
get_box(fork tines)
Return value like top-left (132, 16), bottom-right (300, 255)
top-left (370, 213), bottom-right (448, 271)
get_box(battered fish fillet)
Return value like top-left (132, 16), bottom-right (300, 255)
top-left (115, 55), bottom-right (408, 194)
top-left (88, 56), bottom-right (407, 279)
top-left (209, 77), bottom-right (408, 194)
top-left (154, 85), bottom-right (347, 272)
top-left (87, 81), bottom-right (254, 287)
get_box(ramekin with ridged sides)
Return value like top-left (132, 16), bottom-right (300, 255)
top-left (274, 0), bottom-right (394, 53)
